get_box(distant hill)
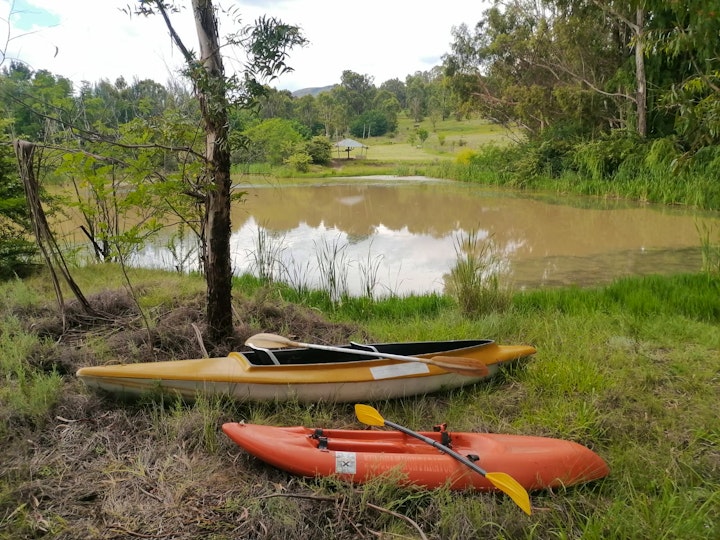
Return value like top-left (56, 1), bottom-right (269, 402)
top-left (291, 85), bottom-right (336, 98)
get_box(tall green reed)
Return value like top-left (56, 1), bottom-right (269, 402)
top-left (696, 220), bottom-right (720, 274)
top-left (446, 229), bottom-right (511, 317)
top-left (247, 223), bottom-right (286, 282)
top-left (314, 234), bottom-right (350, 302)
top-left (357, 241), bottom-right (383, 300)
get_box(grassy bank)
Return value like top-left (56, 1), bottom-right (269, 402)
top-left (1, 266), bottom-right (718, 538)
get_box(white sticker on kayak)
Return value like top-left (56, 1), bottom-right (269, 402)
top-left (335, 451), bottom-right (357, 474)
top-left (370, 362), bottom-right (430, 379)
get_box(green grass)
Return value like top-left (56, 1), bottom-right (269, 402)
top-left (1, 267), bottom-right (719, 537)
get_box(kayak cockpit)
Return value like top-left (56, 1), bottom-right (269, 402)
top-left (308, 427), bottom-right (455, 455)
top-left (240, 339), bottom-right (495, 366)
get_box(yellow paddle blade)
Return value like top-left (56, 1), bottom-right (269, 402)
top-left (355, 404), bottom-right (385, 427)
top-left (485, 472), bottom-right (532, 515)
top-left (430, 356), bottom-right (489, 376)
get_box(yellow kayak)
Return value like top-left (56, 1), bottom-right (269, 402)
top-left (76, 339), bottom-right (536, 402)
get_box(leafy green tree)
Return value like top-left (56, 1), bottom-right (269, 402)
top-left (0, 63), bottom-right (74, 140)
top-left (55, 109), bottom-right (203, 265)
top-left (241, 118), bottom-right (304, 165)
top-left (426, 73), bottom-right (454, 127)
top-left (293, 94), bottom-right (323, 135)
top-left (349, 109), bottom-right (391, 138)
top-left (405, 73), bottom-right (428, 122)
top-left (335, 70), bottom-right (376, 118)
top-left (645, 0), bottom-right (720, 149)
top-left (316, 92), bottom-right (345, 138)
top-left (442, 1), bottom-right (632, 138)
top-left (0, 143), bottom-right (36, 279)
top-left (372, 90), bottom-right (401, 132)
top-left (379, 78), bottom-right (407, 109)
top-left (257, 87), bottom-right (294, 119)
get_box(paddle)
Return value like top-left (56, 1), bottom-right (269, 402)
top-left (354, 404), bottom-right (532, 516)
top-left (244, 333), bottom-right (489, 377)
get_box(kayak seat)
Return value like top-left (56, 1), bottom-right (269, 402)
top-left (247, 343), bottom-right (280, 365)
top-left (350, 341), bottom-right (379, 353)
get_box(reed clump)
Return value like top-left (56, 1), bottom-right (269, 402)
top-left (446, 230), bottom-right (512, 317)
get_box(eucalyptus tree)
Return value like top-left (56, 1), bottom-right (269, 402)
top-left (335, 70), bottom-right (376, 118)
top-left (372, 89), bottom-right (401, 132)
top-left (443, 1), bottom-right (641, 138)
top-left (585, 0), bottom-right (650, 137)
top-left (315, 91), bottom-right (345, 138)
top-left (257, 87), bottom-right (294, 119)
top-left (644, 0), bottom-right (720, 149)
top-left (134, 0), bottom-right (306, 345)
top-left (293, 93), bottom-right (322, 135)
top-left (405, 73), bottom-right (429, 123)
top-left (426, 71), bottom-right (455, 127)
top-left (76, 77), bottom-right (172, 129)
top-left (0, 62), bottom-right (74, 140)
top-left (349, 109), bottom-right (392, 138)
top-left (378, 78), bottom-right (407, 110)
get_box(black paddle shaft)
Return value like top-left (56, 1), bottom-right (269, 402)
top-left (384, 419), bottom-right (490, 478)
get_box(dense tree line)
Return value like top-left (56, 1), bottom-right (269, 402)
top-left (0, 62), bottom-right (462, 167)
top-left (443, 0), bottom-right (719, 151)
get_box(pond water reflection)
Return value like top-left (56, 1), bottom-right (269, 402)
top-left (130, 177), bottom-right (720, 296)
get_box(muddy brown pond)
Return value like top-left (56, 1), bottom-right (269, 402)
top-left (121, 177), bottom-right (720, 296)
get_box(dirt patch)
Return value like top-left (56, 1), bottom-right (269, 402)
top-left (22, 289), bottom-right (368, 375)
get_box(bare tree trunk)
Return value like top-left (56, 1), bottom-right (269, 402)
top-left (147, 0), bottom-right (305, 345)
top-left (635, 7), bottom-right (647, 138)
top-left (192, 0), bottom-right (234, 344)
top-left (592, 1), bottom-right (647, 138)
top-left (14, 139), bottom-right (96, 327)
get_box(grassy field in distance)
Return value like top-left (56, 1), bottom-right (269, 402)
top-left (340, 115), bottom-right (515, 163)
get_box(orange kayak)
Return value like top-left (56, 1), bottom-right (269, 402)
top-left (222, 422), bottom-right (609, 491)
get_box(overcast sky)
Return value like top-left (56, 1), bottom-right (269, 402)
top-left (1, 0), bottom-right (487, 92)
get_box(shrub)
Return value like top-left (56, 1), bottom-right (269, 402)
top-left (241, 118), bottom-right (304, 165)
top-left (572, 132), bottom-right (644, 180)
top-left (455, 149), bottom-right (476, 165)
top-left (304, 136), bottom-right (332, 165)
top-left (284, 151), bottom-right (312, 172)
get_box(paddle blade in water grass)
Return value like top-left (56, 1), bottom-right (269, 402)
top-left (355, 404), bottom-right (385, 426)
top-left (484, 472), bottom-right (532, 515)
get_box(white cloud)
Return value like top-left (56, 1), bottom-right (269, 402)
top-left (2, 0), bottom-right (488, 90)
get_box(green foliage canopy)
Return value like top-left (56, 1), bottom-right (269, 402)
top-left (0, 144), bottom-right (36, 279)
